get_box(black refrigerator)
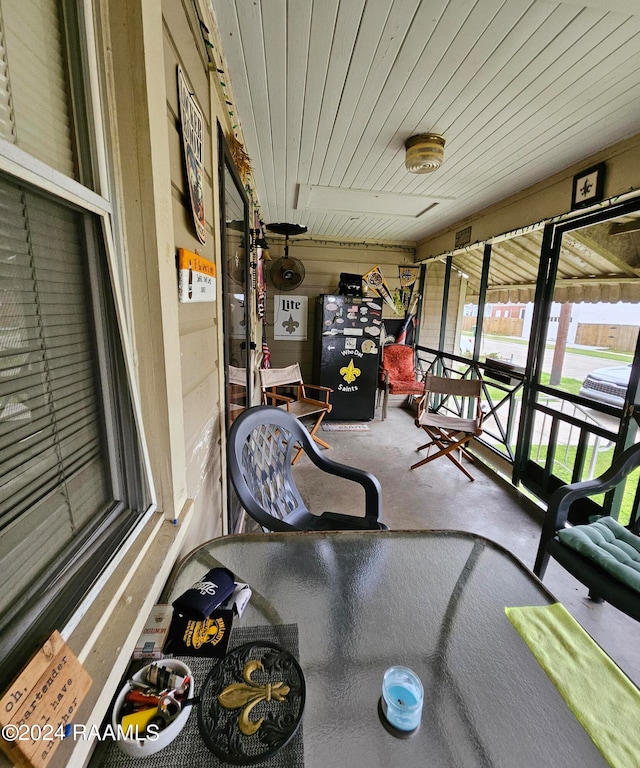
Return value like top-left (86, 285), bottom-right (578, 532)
top-left (313, 294), bottom-right (383, 420)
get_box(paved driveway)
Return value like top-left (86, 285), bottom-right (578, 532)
top-left (481, 337), bottom-right (628, 381)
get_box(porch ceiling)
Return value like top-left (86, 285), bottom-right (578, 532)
top-left (210, 0), bottom-right (640, 246)
top-left (450, 213), bottom-right (640, 303)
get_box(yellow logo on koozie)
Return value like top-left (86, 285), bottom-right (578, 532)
top-left (186, 616), bottom-right (227, 648)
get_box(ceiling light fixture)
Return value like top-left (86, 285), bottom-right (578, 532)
top-left (404, 133), bottom-right (446, 173)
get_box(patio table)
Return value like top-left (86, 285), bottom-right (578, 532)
top-left (158, 529), bottom-right (622, 767)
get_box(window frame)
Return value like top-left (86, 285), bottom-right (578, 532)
top-left (0, 0), bottom-right (155, 689)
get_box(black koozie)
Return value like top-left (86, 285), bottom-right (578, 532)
top-left (171, 567), bottom-right (236, 620)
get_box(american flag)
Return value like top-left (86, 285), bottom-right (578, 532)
top-left (261, 329), bottom-right (271, 368)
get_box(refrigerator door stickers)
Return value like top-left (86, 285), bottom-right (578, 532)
top-left (314, 295), bottom-right (382, 420)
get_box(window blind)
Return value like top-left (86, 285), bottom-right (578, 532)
top-left (0, 0), bottom-right (76, 177)
top-left (0, 176), bottom-right (111, 616)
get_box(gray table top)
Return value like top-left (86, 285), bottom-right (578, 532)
top-left (164, 529), bottom-right (609, 767)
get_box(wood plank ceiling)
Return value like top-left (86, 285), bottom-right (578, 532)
top-left (451, 213), bottom-right (640, 303)
top-left (211, 0), bottom-right (640, 250)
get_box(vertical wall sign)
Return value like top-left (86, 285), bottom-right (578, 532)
top-left (256, 259), bottom-right (266, 319)
top-left (178, 67), bottom-right (206, 243)
top-left (178, 248), bottom-right (216, 302)
top-left (273, 295), bottom-right (308, 341)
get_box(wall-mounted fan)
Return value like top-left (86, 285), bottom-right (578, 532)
top-left (266, 222), bottom-right (308, 291)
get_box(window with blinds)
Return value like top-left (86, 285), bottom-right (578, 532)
top-left (0, 0), bottom-right (77, 178)
top-left (0, 177), bottom-right (112, 609)
top-left (0, 0), bottom-right (151, 688)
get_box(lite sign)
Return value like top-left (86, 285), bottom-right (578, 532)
top-left (274, 295), bottom-right (308, 341)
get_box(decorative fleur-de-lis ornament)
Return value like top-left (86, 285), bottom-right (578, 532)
top-left (218, 660), bottom-right (290, 736)
top-left (282, 314), bottom-right (300, 335)
top-left (340, 359), bottom-right (361, 384)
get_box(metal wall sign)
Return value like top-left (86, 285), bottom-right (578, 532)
top-left (455, 226), bottom-right (472, 247)
top-left (177, 248), bottom-right (216, 302)
top-left (178, 67), bottom-right (206, 244)
top-left (273, 295), bottom-right (308, 341)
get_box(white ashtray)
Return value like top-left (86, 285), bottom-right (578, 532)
top-left (112, 659), bottom-right (194, 757)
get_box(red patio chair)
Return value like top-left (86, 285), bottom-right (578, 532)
top-left (378, 344), bottom-right (425, 420)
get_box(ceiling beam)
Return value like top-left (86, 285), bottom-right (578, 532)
top-left (610, 220), bottom-right (640, 236)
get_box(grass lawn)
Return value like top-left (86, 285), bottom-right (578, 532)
top-left (483, 372), bottom-right (582, 403)
top-left (539, 372), bottom-right (582, 395)
top-left (461, 331), bottom-right (634, 364)
top-left (529, 443), bottom-right (638, 525)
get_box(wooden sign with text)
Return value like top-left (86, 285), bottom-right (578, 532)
top-left (0, 631), bottom-right (92, 768)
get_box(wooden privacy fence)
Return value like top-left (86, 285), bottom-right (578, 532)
top-left (461, 316), bottom-right (524, 336)
top-left (575, 323), bottom-right (639, 353)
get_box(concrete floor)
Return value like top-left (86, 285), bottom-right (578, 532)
top-left (289, 398), bottom-right (639, 685)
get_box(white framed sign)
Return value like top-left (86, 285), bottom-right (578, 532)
top-left (274, 295), bottom-right (308, 341)
top-left (177, 248), bottom-right (216, 302)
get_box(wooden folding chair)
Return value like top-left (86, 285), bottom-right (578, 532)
top-left (411, 374), bottom-right (485, 480)
top-left (227, 365), bottom-right (247, 423)
top-left (259, 363), bottom-right (333, 464)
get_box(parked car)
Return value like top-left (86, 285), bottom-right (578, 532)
top-left (578, 364), bottom-right (631, 408)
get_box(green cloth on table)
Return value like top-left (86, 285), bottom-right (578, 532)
top-left (505, 603), bottom-right (640, 768)
top-left (557, 516), bottom-right (640, 592)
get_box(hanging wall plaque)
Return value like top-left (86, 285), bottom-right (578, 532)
top-left (178, 67), bottom-right (206, 243)
top-left (177, 248), bottom-right (216, 302)
top-left (273, 295), bottom-right (307, 341)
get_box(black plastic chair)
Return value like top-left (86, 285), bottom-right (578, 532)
top-left (227, 405), bottom-right (387, 532)
top-left (533, 442), bottom-right (640, 621)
